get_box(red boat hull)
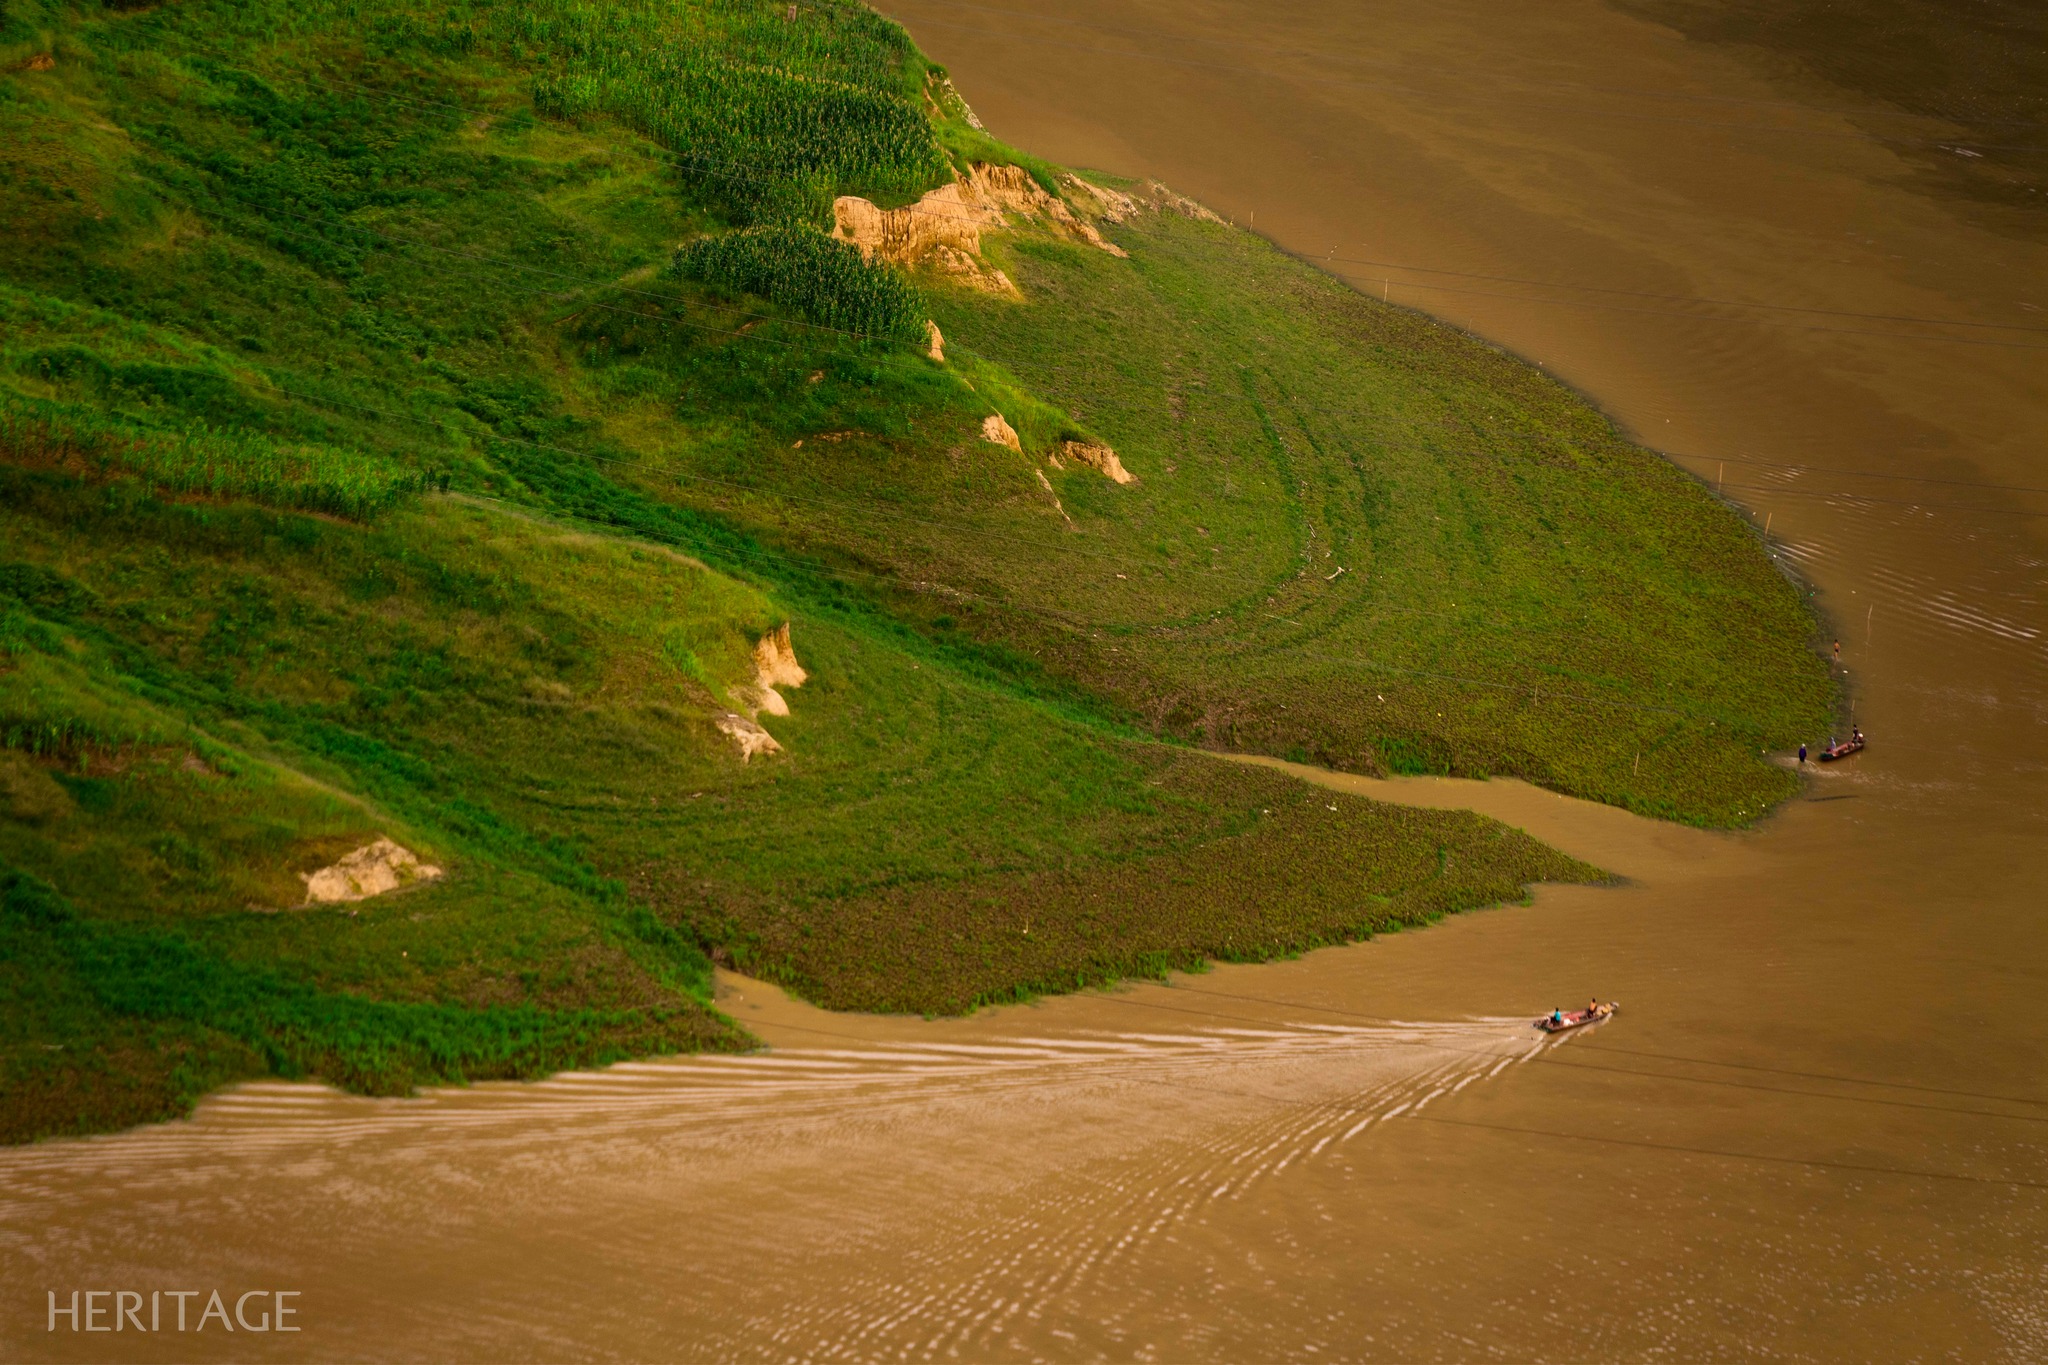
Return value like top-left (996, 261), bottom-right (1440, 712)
top-left (1537, 1003), bottom-right (1618, 1032)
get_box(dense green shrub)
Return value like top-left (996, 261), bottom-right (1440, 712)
top-left (670, 226), bottom-right (926, 341)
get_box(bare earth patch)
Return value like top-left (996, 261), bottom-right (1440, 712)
top-left (748, 622), bottom-right (809, 717)
top-left (830, 161), bottom-right (1135, 295)
top-left (981, 413), bottom-right (1022, 451)
top-left (1062, 439), bottom-right (1137, 485)
top-left (301, 838), bottom-right (443, 904)
top-left (718, 624), bottom-right (809, 760)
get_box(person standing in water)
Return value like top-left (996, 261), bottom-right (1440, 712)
top-left (1799, 743), bottom-right (1808, 764)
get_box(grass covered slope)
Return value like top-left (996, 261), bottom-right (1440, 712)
top-left (1, 0), bottom-right (1812, 1139)
top-left (924, 208), bottom-right (1835, 821)
top-left (0, 475), bottom-right (1598, 1140)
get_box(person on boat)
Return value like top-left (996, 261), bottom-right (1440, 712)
top-left (1588, 999), bottom-right (1601, 1018)
top-left (1550, 1008), bottom-right (1563, 1027)
top-left (1852, 726), bottom-right (1863, 745)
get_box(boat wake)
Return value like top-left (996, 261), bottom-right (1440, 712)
top-left (0, 1010), bottom-right (1555, 1359)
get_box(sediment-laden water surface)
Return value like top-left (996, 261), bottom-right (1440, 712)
top-left (5, 0), bottom-right (2045, 1359)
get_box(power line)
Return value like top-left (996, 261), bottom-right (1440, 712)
top-left (49, 52), bottom-right (2044, 711)
top-left (761, 986), bottom-right (2048, 1186)
top-left (155, 37), bottom-right (2048, 347)
top-left (127, 41), bottom-right (2048, 513)
top-left (1540, 1054), bottom-right (2048, 1125)
top-left (882, 0), bottom-right (2048, 133)
top-left (1298, 263), bottom-right (2048, 351)
top-left (1410, 1114), bottom-right (2048, 1190)
top-left (206, 184), bottom-right (2048, 513)
top-left (218, 367), bottom-right (1832, 736)
top-left (1279, 251), bottom-right (2048, 335)
top-left (877, 5), bottom-right (2048, 156)
top-left (1575, 1042), bottom-right (2048, 1109)
top-left (1175, 985), bottom-right (2048, 1110)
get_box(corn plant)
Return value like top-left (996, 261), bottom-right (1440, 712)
top-left (0, 392), bottom-right (424, 519)
top-left (670, 225), bottom-right (926, 342)
top-left (510, 0), bottom-right (952, 221)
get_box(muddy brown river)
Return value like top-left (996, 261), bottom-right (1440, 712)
top-left (5, 0), bottom-right (2045, 1359)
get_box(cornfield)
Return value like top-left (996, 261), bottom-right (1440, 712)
top-left (670, 225), bottom-right (927, 342)
top-left (509, 1), bottom-right (951, 221)
top-left (0, 393), bottom-right (424, 519)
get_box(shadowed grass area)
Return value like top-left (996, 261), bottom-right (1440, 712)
top-left (1, 869), bottom-right (746, 1144)
top-left (649, 753), bottom-right (1601, 1016)
top-left (0, 0), bottom-right (1820, 1141)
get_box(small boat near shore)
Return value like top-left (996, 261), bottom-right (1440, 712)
top-left (1537, 1002), bottom-right (1617, 1032)
top-left (1818, 734), bottom-right (1865, 762)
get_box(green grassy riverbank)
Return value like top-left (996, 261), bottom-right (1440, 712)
top-left (0, 0), bottom-right (1827, 1142)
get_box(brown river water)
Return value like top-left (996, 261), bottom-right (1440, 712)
top-left (5, 0), bottom-right (2046, 1359)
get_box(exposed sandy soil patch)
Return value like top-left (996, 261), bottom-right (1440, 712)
top-left (1064, 174), bottom-right (1137, 222)
top-left (832, 181), bottom-right (1015, 294)
top-left (830, 162), bottom-right (1139, 295)
top-left (963, 163), bottom-right (1128, 258)
top-left (1061, 439), bottom-right (1136, 484)
top-left (981, 413), bottom-right (1022, 451)
top-left (718, 624), bottom-right (808, 760)
top-left (1138, 179), bottom-right (1223, 223)
top-left (748, 623), bottom-right (808, 718)
top-left (715, 712), bottom-right (782, 761)
top-left (301, 838), bottom-right (443, 904)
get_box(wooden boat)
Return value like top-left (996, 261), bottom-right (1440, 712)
top-left (1537, 1002), bottom-right (1617, 1032)
top-left (1818, 735), bottom-right (1865, 762)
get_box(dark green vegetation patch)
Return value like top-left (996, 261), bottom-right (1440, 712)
top-left (0, 0), bottom-right (1825, 1141)
top-left (672, 225), bottom-right (926, 341)
top-left (660, 755), bottom-right (1597, 1016)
